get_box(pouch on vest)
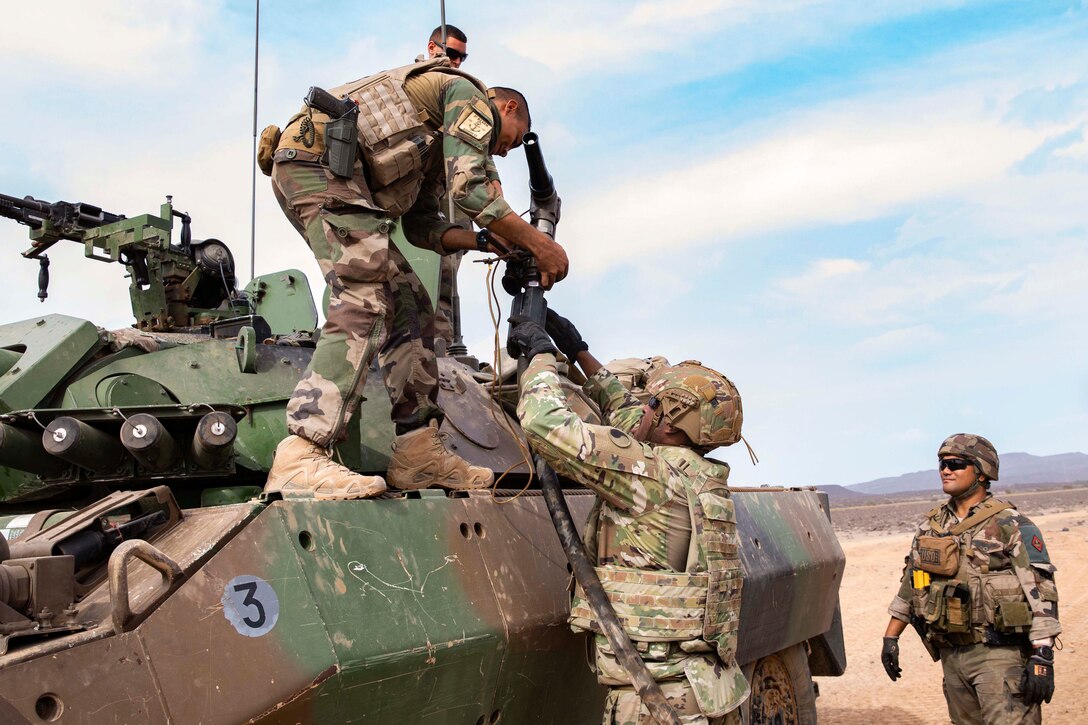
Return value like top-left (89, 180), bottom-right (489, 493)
top-left (257, 125), bottom-right (282, 177)
top-left (698, 491), bottom-right (742, 662)
top-left (915, 534), bottom-right (960, 576)
top-left (925, 580), bottom-right (971, 633)
top-left (335, 72), bottom-right (428, 216)
top-left (982, 570), bottom-right (1032, 632)
top-left (684, 655), bottom-right (751, 718)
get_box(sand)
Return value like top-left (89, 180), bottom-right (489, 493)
top-left (815, 498), bottom-right (1087, 724)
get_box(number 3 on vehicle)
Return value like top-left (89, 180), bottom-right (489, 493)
top-left (222, 575), bottom-right (280, 637)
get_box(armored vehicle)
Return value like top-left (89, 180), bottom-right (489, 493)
top-left (0, 181), bottom-right (845, 723)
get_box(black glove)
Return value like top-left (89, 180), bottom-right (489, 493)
top-left (544, 308), bottom-right (589, 361)
top-left (881, 637), bottom-right (902, 681)
top-left (1021, 646), bottom-right (1055, 704)
top-left (507, 316), bottom-right (557, 360)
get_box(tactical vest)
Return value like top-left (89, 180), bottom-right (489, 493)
top-left (274, 57), bottom-right (490, 217)
top-left (910, 498), bottom-right (1033, 647)
top-left (569, 448), bottom-right (742, 664)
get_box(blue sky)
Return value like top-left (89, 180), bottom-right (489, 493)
top-left (1, 1), bottom-right (1085, 487)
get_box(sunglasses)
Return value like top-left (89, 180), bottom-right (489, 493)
top-left (939, 457), bottom-right (972, 472)
top-left (435, 43), bottom-right (467, 63)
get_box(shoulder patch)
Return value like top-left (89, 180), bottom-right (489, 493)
top-left (608, 428), bottom-right (633, 448)
top-left (1018, 522), bottom-right (1050, 563)
top-left (449, 97), bottom-right (493, 150)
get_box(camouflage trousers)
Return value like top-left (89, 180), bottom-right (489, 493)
top-left (434, 250), bottom-right (464, 345)
top-left (602, 682), bottom-right (742, 725)
top-left (272, 158), bottom-right (440, 447)
top-left (940, 644), bottom-right (1040, 725)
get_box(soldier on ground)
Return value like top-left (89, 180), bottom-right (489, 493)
top-left (508, 311), bottom-right (750, 724)
top-left (881, 434), bottom-right (1060, 724)
top-left (261, 56), bottom-right (568, 499)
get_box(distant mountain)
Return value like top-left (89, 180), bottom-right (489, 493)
top-left (847, 452), bottom-right (1088, 495)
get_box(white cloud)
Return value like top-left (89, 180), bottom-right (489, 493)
top-left (772, 254), bottom-right (1021, 326)
top-left (849, 325), bottom-right (943, 358)
top-left (1, 1), bottom-right (214, 81)
top-left (778, 258), bottom-right (869, 294)
top-left (980, 240), bottom-right (1088, 322)
top-left (503, 0), bottom-right (966, 75)
top-left (563, 102), bottom-right (1042, 273)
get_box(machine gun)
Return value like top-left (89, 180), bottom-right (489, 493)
top-left (1, 192), bottom-right (249, 331)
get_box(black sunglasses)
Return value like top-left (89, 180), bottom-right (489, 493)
top-left (939, 457), bottom-right (971, 471)
top-left (435, 43), bottom-right (467, 63)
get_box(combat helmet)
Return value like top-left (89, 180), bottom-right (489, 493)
top-left (645, 360), bottom-right (742, 449)
top-left (938, 433), bottom-right (999, 481)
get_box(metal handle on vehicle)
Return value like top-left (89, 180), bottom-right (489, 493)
top-left (108, 539), bottom-right (184, 632)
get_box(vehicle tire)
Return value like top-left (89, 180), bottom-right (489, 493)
top-left (741, 643), bottom-right (817, 725)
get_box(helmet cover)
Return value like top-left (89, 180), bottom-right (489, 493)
top-left (645, 360), bottom-right (742, 448)
top-left (938, 433), bottom-right (999, 481)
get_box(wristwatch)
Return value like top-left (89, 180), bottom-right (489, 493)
top-left (476, 229), bottom-right (493, 253)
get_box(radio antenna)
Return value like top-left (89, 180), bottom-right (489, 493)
top-left (248, 0), bottom-right (261, 282)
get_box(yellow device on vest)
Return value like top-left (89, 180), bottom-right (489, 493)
top-left (912, 569), bottom-right (931, 589)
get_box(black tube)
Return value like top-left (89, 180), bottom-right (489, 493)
top-left (522, 132), bottom-right (555, 202)
top-left (513, 132), bottom-right (678, 724)
top-left (536, 458), bottom-right (681, 725)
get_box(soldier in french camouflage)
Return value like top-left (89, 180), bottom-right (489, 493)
top-left (417, 23), bottom-right (504, 351)
top-left (882, 433), bottom-right (1060, 724)
top-left (424, 24), bottom-right (469, 68)
top-left (257, 55), bottom-right (568, 498)
top-left (509, 311), bottom-right (750, 725)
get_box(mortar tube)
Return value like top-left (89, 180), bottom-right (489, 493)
top-left (511, 280), bottom-right (679, 725)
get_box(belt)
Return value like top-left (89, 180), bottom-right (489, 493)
top-left (273, 148), bottom-right (322, 164)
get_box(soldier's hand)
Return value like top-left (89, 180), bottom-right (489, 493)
top-left (881, 637), bottom-right (902, 682)
top-left (1021, 647), bottom-right (1054, 704)
top-left (545, 308), bottom-right (588, 362)
top-left (533, 238), bottom-right (569, 289)
top-left (507, 316), bottom-right (557, 360)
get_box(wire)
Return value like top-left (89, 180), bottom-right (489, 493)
top-left (480, 259), bottom-right (536, 503)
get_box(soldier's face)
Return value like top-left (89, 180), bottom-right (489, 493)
top-left (940, 456), bottom-right (979, 497)
top-left (428, 38), bottom-right (468, 67)
top-left (492, 103), bottom-right (527, 157)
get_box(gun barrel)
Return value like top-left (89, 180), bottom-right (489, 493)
top-left (0, 193), bottom-right (48, 228)
top-left (1, 192), bottom-right (124, 233)
top-left (522, 133), bottom-right (555, 201)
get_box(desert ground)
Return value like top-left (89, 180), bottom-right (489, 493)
top-left (815, 487), bottom-right (1088, 724)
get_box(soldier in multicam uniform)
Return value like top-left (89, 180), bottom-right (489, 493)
top-left (261, 56), bottom-right (568, 499)
top-left (508, 312), bottom-right (750, 725)
top-left (881, 434), bottom-right (1060, 724)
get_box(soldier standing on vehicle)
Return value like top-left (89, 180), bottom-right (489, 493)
top-left (881, 434), bottom-right (1060, 724)
top-left (417, 24), bottom-right (502, 352)
top-left (259, 57), bottom-right (568, 499)
top-left (509, 312), bottom-right (750, 724)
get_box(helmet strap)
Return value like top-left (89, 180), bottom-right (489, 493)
top-left (740, 434), bottom-right (759, 465)
top-left (952, 477), bottom-right (985, 503)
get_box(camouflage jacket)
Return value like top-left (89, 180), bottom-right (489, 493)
top-left (399, 72), bottom-right (512, 251)
top-left (519, 354), bottom-right (721, 570)
top-left (516, 354), bottom-right (749, 716)
top-left (410, 56), bottom-right (502, 229)
top-left (888, 494), bottom-right (1061, 642)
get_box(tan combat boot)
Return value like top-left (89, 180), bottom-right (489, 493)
top-left (264, 435), bottom-right (387, 500)
top-left (387, 420), bottom-right (494, 491)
